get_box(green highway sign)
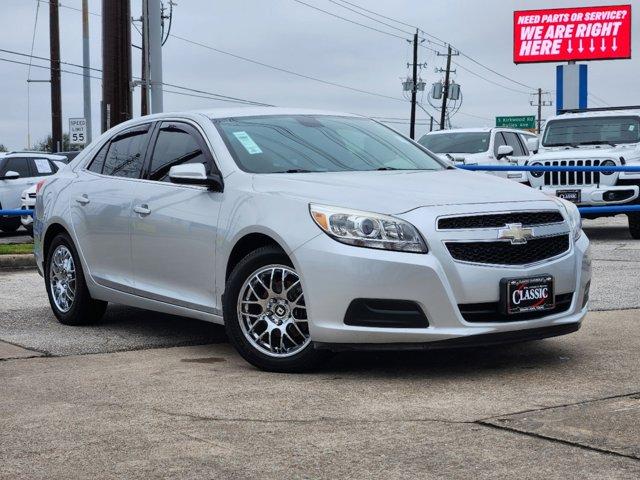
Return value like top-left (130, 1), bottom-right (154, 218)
top-left (495, 115), bottom-right (536, 130)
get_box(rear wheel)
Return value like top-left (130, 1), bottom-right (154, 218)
top-left (0, 217), bottom-right (21, 233)
top-left (629, 213), bottom-right (640, 239)
top-left (223, 246), bottom-right (328, 372)
top-left (44, 233), bottom-right (107, 325)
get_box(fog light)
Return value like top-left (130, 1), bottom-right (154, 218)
top-left (603, 190), bottom-right (635, 202)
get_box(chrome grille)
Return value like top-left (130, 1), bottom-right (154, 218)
top-left (541, 159), bottom-right (601, 186)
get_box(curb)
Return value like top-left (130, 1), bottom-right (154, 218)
top-left (0, 254), bottom-right (37, 270)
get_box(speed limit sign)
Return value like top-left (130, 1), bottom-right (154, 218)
top-left (69, 118), bottom-right (87, 146)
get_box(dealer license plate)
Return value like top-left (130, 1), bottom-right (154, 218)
top-left (556, 189), bottom-right (581, 204)
top-left (501, 275), bottom-right (555, 315)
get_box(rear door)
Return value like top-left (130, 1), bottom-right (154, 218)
top-left (69, 124), bottom-right (151, 291)
top-left (130, 121), bottom-right (223, 313)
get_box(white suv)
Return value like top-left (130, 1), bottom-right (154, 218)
top-left (418, 128), bottom-right (538, 183)
top-left (527, 107), bottom-right (640, 238)
top-left (0, 153), bottom-right (67, 233)
top-left (34, 109), bottom-right (590, 372)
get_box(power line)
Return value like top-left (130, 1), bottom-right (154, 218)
top-left (451, 61), bottom-right (531, 95)
top-left (36, 0), bottom-right (100, 17)
top-left (324, 0), bottom-right (414, 36)
top-left (0, 52), bottom-right (271, 107)
top-left (169, 34), bottom-right (407, 103)
top-left (290, 0), bottom-right (409, 41)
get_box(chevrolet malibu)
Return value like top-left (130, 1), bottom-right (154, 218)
top-left (34, 108), bottom-right (591, 372)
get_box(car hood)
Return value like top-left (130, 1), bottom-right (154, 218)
top-left (536, 144), bottom-right (639, 160)
top-left (252, 169), bottom-right (548, 214)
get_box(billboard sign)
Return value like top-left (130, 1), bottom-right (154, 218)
top-left (496, 116), bottom-right (536, 129)
top-left (514, 5), bottom-right (632, 63)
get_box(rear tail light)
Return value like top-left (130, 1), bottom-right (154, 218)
top-left (35, 179), bottom-right (46, 194)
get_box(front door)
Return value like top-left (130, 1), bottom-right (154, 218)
top-left (131, 121), bottom-right (223, 313)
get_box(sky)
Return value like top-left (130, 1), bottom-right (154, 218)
top-left (1, 0), bottom-right (638, 150)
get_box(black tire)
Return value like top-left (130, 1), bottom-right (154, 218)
top-left (44, 233), bottom-right (107, 325)
top-left (223, 245), bottom-right (329, 372)
top-left (25, 225), bottom-right (34, 237)
top-left (629, 213), bottom-right (640, 239)
top-left (0, 217), bottom-right (21, 233)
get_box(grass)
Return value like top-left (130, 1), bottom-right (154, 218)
top-left (0, 243), bottom-right (34, 255)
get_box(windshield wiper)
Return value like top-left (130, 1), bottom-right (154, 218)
top-left (274, 169), bottom-right (313, 173)
top-left (376, 166), bottom-right (399, 171)
top-left (577, 140), bottom-right (617, 147)
top-left (545, 142), bottom-right (580, 148)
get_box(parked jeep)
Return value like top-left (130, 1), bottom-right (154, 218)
top-left (527, 107), bottom-right (640, 239)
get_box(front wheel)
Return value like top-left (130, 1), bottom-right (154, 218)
top-left (629, 213), bottom-right (640, 239)
top-left (223, 246), bottom-right (328, 372)
top-left (44, 233), bottom-right (107, 325)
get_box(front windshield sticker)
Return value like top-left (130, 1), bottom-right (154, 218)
top-left (630, 125), bottom-right (636, 131)
top-left (232, 131), bottom-right (263, 155)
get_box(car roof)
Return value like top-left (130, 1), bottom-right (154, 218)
top-left (548, 108), bottom-right (640, 122)
top-left (2, 152), bottom-right (68, 161)
top-left (423, 127), bottom-right (534, 136)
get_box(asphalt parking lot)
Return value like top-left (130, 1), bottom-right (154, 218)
top-left (1, 217), bottom-right (639, 479)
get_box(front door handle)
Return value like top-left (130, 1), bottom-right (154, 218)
top-left (133, 204), bottom-right (151, 216)
top-left (75, 195), bottom-right (90, 205)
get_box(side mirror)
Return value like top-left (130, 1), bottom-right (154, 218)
top-left (0, 170), bottom-right (20, 180)
top-left (496, 145), bottom-right (514, 160)
top-left (526, 137), bottom-right (539, 154)
top-left (168, 163), bottom-right (224, 192)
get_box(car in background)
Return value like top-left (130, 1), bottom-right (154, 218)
top-left (34, 108), bottom-right (590, 372)
top-left (0, 153), bottom-right (67, 233)
top-left (528, 107), bottom-right (640, 238)
top-left (20, 159), bottom-right (67, 236)
top-left (418, 128), bottom-right (539, 183)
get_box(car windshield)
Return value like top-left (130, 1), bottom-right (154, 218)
top-left (543, 116), bottom-right (640, 147)
top-left (418, 132), bottom-right (490, 154)
top-left (213, 115), bottom-right (445, 173)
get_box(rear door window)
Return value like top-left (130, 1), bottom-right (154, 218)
top-left (30, 158), bottom-right (57, 176)
top-left (101, 126), bottom-right (151, 178)
top-left (503, 132), bottom-right (526, 156)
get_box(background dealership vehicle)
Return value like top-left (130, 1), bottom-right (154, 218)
top-left (0, 153), bottom-right (66, 232)
top-left (528, 107), bottom-right (640, 238)
top-left (34, 109), bottom-right (590, 372)
top-left (20, 160), bottom-right (66, 236)
top-left (418, 128), bottom-right (538, 183)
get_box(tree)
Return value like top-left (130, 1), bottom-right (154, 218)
top-left (32, 133), bottom-right (82, 152)
top-left (0, 144), bottom-right (7, 152)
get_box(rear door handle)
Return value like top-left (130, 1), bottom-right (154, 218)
top-left (75, 195), bottom-right (90, 205)
top-left (133, 204), bottom-right (151, 216)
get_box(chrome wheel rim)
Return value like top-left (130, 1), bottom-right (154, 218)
top-left (49, 245), bottom-right (76, 313)
top-left (237, 265), bottom-right (310, 358)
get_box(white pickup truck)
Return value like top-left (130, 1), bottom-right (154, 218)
top-left (527, 107), bottom-right (640, 239)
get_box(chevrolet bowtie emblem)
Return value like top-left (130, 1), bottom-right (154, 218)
top-left (497, 223), bottom-right (534, 245)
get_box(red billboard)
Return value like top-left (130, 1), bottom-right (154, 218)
top-left (514, 4), bottom-right (632, 63)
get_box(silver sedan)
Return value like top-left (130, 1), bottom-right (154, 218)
top-left (34, 108), bottom-right (591, 371)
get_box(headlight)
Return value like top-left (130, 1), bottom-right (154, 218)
top-left (309, 204), bottom-right (427, 253)
top-left (552, 197), bottom-right (582, 241)
top-left (600, 159), bottom-right (616, 175)
top-left (530, 162), bottom-right (544, 178)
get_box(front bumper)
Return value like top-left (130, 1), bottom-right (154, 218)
top-left (536, 184), bottom-right (639, 206)
top-left (292, 204), bottom-right (591, 345)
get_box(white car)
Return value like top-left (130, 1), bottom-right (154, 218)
top-left (0, 153), bottom-right (67, 233)
top-left (19, 160), bottom-right (67, 235)
top-left (418, 128), bottom-right (539, 183)
top-left (527, 107), bottom-right (640, 238)
top-left (34, 108), bottom-right (590, 372)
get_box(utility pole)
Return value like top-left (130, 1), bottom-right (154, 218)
top-left (530, 88), bottom-right (552, 133)
top-left (148, 0), bottom-right (164, 113)
top-left (140, 0), bottom-right (149, 116)
top-left (409, 29), bottom-right (418, 139)
top-left (102, 0), bottom-right (132, 132)
top-left (438, 45), bottom-right (455, 130)
top-left (49, 0), bottom-right (62, 152)
top-left (82, 0), bottom-right (92, 143)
